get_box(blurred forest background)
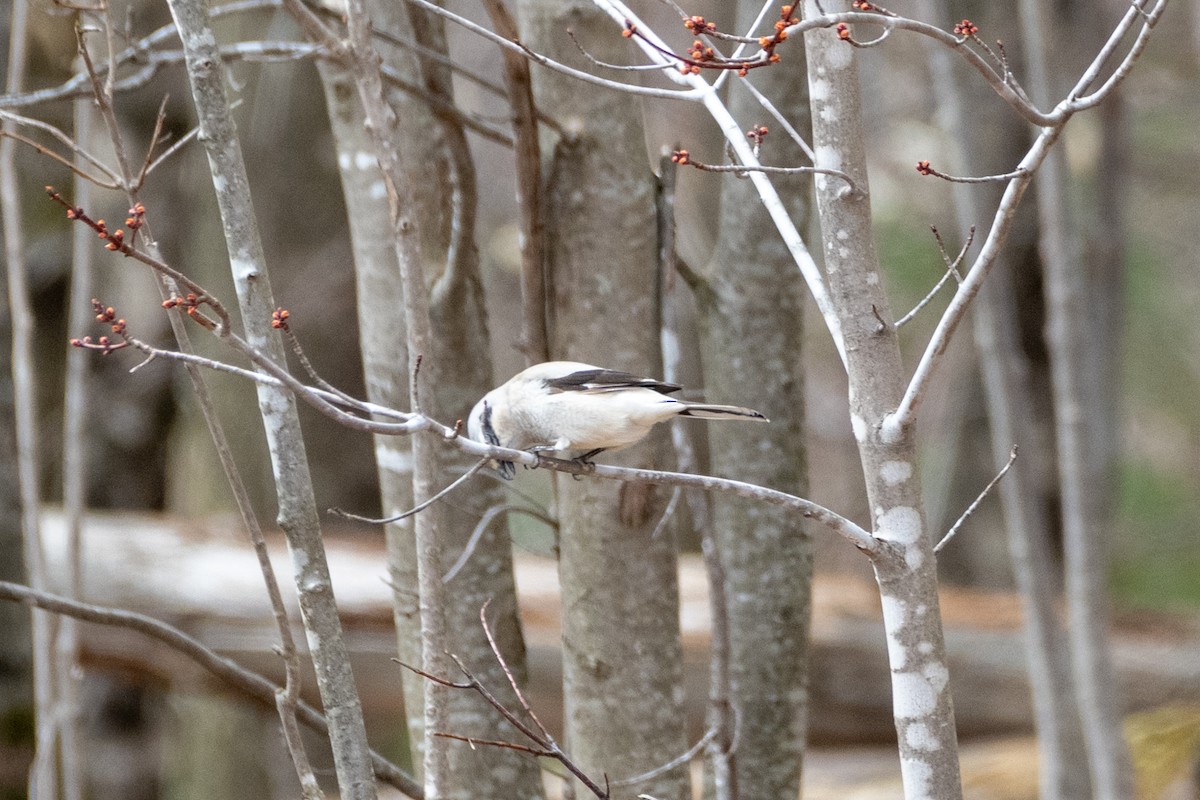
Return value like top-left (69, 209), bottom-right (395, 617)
top-left (2, 0), bottom-right (1199, 797)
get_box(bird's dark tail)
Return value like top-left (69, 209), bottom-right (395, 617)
top-left (677, 404), bottom-right (768, 422)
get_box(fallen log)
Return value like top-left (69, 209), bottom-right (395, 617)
top-left (37, 509), bottom-right (1200, 744)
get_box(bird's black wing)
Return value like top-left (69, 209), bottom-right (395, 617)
top-left (544, 368), bottom-right (682, 395)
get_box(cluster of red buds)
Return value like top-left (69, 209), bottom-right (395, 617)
top-left (622, 20), bottom-right (636, 38)
top-left (271, 307), bottom-right (290, 331)
top-left (125, 203), bottom-right (146, 234)
top-left (88, 218), bottom-right (124, 251)
top-left (670, 149), bottom-right (691, 165)
top-left (837, 23), bottom-right (851, 40)
top-left (953, 18), bottom-right (979, 36)
top-left (747, 124), bottom-right (769, 146)
top-left (49, 187), bottom-right (146, 253)
top-left (688, 39), bottom-right (717, 63)
top-left (915, 160), bottom-right (934, 175)
top-left (69, 299), bottom-right (129, 354)
top-left (161, 293), bottom-right (209, 323)
top-left (682, 15), bottom-right (716, 35)
top-left (852, 1), bottom-right (876, 9)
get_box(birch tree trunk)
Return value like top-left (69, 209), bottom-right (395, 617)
top-left (319, 2), bottom-right (542, 788)
top-left (318, 54), bottom-right (422, 777)
top-left (1020, 0), bottom-right (1135, 794)
top-left (919, 0), bottom-right (1090, 794)
top-left (692, 4), bottom-right (814, 793)
top-left (804, 2), bottom-right (963, 796)
top-left (167, 1), bottom-right (377, 795)
top-left (520, 3), bottom-right (689, 798)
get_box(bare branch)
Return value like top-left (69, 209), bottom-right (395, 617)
top-left (441, 504), bottom-right (556, 584)
top-left (0, 110), bottom-right (122, 187)
top-left (0, 582), bottom-right (421, 796)
top-left (914, 160), bottom-right (1028, 183)
top-left (331, 459), bottom-right (488, 525)
top-left (894, 226), bottom-right (975, 329)
top-left (401, 0), bottom-right (706, 102)
top-left (934, 445), bottom-right (1019, 554)
top-left (610, 726), bottom-right (718, 786)
top-left (672, 149), bottom-right (853, 186)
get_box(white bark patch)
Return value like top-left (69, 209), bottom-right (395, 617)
top-left (231, 256), bottom-right (258, 282)
top-left (881, 595), bottom-right (908, 670)
top-left (810, 77), bottom-right (830, 101)
top-left (922, 661), bottom-right (950, 695)
top-left (906, 545), bottom-right (925, 571)
top-left (836, 229), bottom-right (850, 241)
top-left (369, 179), bottom-right (387, 200)
top-left (375, 443), bottom-right (414, 476)
top-left (825, 39), bottom-right (854, 70)
top-left (905, 722), bottom-right (937, 751)
top-left (880, 460), bottom-right (912, 486)
top-left (354, 151), bottom-right (376, 171)
top-left (877, 506), bottom-right (921, 544)
top-left (918, 640), bottom-right (934, 655)
top-left (850, 413), bottom-right (868, 443)
top-left (865, 271), bottom-right (880, 285)
top-left (186, 28), bottom-right (217, 49)
top-left (814, 143), bottom-right (842, 173)
top-left (892, 671), bottom-right (937, 717)
top-left (900, 757), bottom-right (934, 800)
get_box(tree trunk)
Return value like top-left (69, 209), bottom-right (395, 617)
top-left (804, 3), bottom-right (963, 796)
top-left (1019, 0), bottom-right (1135, 795)
top-left (520, 3), bottom-right (690, 798)
top-left (918, 0), bottom-right (1090, 794)
top-left (167, 1), bottom-right (377, 794)
top-left (692, 3), bottom-right (814, 794)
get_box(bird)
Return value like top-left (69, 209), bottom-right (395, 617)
top-left (466, 361), bottom-right (768, 479)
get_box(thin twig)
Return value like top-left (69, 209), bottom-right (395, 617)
top-left (395, 653), bottom-right (610, 799)
top-left (916, 160), bottom-right (1027, 183)
top-left (142, 124), bottom-right (199, 176)
top-left (0, 108), bottom-right (123, 183)
top-left (565, 28), bottom-right (676, 71)
top-left (895, 225), bottom-right (976, 329)
top-left (479, 601), bottom-right (552, 742)
top-left (441, 504), bottom-right (557, 584)
top-left (132, 94), bottom-right (171, 190)
top-left (331, 459), bottom-right (488, 524)
top-left (674, 152), bottom-right (853, 185)
top-left (0, 581), bottom-right (422, 797)
top-left (610, 726), bottom-right (718, 786)
top-left (934, 445), bottom-right (1019, 553)
top-left (650, 486), bottom-right (682, 539)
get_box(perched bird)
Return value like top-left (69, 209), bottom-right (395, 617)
top-left (467, 361), bottom-right (768, 479)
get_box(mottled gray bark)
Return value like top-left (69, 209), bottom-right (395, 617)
top-left (317, 34), bottom-right (423, 783)
top-left (1020, 0), bottom-right (1135, 795)
top-left (1, 4), bottom-right (57, 796)
top-left (919, 0), bottom-right (1089, 794)
top-left (691, 4), bottom-right (813, 795)
top-left (165, 1), bottom-right (377, 796)
top-left (519, 3), bottom-right (689, 798)
top-left (804, 2), bottom-right (963, 796)
top-left (317, 3), bottom-right (543, 792)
